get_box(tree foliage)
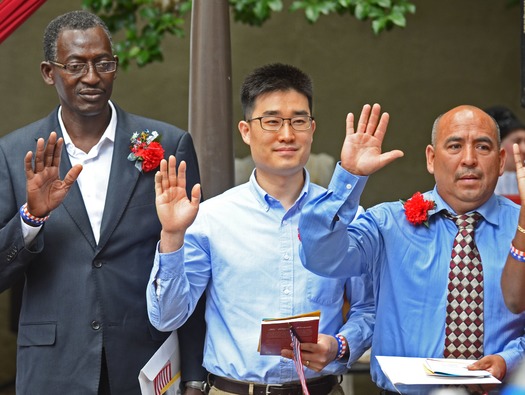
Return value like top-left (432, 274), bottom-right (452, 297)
top-left (82, 0), bottom-right (416, 69)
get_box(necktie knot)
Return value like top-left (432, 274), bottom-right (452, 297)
top-left (444, 211), bottom-right (482, 230)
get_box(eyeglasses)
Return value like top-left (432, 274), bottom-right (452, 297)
top-left (247, 116), bottom-right (314, 132)
top-left (49, 59), bottom-right (117, 76)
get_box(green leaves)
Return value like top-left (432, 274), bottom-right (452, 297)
top-left (82, 0), bottom-right (191, 69)
top-left (229, 0), bottom-right (416, 32)
top-left (82, 0), bottom-right (416, 69)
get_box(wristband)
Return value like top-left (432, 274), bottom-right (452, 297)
top-left (334, 334), bottom-right (348, 360)
top-left (510, 242), bottom-right (525, 262)
top-left (20, 203), bottom-right (49, 227)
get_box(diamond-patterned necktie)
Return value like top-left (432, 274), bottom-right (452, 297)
top-left (443, 211), bottom-right (484, 359)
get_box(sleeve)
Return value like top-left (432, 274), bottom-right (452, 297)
top-left (298, 163), bottom-right (369, 279)
top-left (146, 225), bottom-right (211, 328)
top-left (497, 330), bottom-right (525, 373)
top-left (337, 270), bottom-right (375, 366)
top-left (146, 245), bottom-right (196, 331)
top-left (0, 144), bottom-right (44, 293)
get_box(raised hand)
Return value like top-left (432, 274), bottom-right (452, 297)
top-left (341, 103), bottom-right (404, 176)
top-left (25, 131), bottom-right (83, 218)
top-left (155, 155), bottom-right (201, 253)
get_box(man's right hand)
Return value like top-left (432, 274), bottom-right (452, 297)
top-left (155, 155), bottom-right (201, 253)
top-left (340, 103), bottom-right (404, 176)
top-left (25, 131), bottom-right (82, 218)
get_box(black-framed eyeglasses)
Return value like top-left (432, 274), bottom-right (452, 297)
top-left (247, 115), bottom-right (314, 132)
top-left (49, 59), bottom-right (117, 76)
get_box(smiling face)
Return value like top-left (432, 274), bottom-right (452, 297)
top-left (238, 89), bottom-right (315, 185)
top-left (426, 105), bottom-right (506, 214)
top-left (40, 26), bottom-right (116, 121)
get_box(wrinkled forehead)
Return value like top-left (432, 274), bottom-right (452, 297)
top-left (56, 27), bottom-right (112, 58)
top-left (437, 107), bottom-right (498, 142)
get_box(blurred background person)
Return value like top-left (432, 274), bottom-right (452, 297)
top-left (485, 105), bottom-right (525, 203)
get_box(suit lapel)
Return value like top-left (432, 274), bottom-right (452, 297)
top-left (96, 108), bottom-right (141, 252)
top-left (53, 116), bottom-right (98, 250)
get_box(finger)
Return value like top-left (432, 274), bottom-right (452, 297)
top-left (177, 160), bottom-right (187, 194)
top-left (372, 112), bottom-right (390, 142)
top-left (51, 137), bottom-right (64, 168)
top-left (62, 164), bottom-right (83, 188)
top-left (345, 113), bottom-right (355, 136)
top-left (33, 137), bottom-right (46, 173)
top-left (155, 170), bottom-right (164, 198)
top-left (364, 103), bottom-right (381, 135)
top-left (191, 184), bottom-right (202, 206)
top-left (168, 155), bottom-right (177, 190)
top-left (25, 151), bottom-right (35, 179)
top-left (157, 158), bottom-right (169, 194)
top-left (356, 104), bottom-right (372, 134)
top-left (513, 143), bottom-right (523, 171)
top-left (43, 132), bottom-right (58, 168)
top-left (379, 150), bottom-right (405, 168)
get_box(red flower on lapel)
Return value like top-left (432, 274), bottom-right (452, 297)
top-left (128, 130), bottom-right (165, 172)
top-left (401, 192), bottom-right (435, 227)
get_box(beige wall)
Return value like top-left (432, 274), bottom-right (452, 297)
top-left (0, 0), bottom-right (521, 207)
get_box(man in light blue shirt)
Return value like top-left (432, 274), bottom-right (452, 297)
top-left (299, 104), bottom-right (525, 394)
top-left (146, 63), bottom-right (375, 395)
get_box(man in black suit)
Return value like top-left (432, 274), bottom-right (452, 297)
top-left (0, 10), bottom-right (206, 395)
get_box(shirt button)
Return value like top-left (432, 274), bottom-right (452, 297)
top-left (283, 254), bottom-right (290, 260)
top-left (91, 321), bottom-right (101, 330)
top-left (283, 288), bottom-right (291, 295)
top-left (346, 184), bottom-right (352, 190)
top-left (93, 260), bottom-right (103, 268)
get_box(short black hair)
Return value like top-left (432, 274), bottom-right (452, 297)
top-left (43, 10), bottom-right (112, 61)
top-left (240, 63), bottom-right (313, 119)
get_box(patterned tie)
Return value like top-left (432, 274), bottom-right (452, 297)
top-left (443, 211), bottom-right (484, 359)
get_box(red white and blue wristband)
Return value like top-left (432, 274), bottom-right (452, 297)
top-left (19, 203), bottom-right (49, 227)
top-left (334, 334), bottom-right (348, 360)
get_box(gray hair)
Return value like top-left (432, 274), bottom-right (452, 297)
top-left (43, 10), bottom-right (112, 61)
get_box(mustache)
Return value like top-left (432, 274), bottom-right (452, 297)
top-left (455, 170), bottom-right (482, 180)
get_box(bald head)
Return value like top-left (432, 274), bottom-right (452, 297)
top-left (431, 105), bottom-right (500, 148)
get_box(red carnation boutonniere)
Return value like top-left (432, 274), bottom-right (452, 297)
top-left (401, 191), bottom-right (435, 227)
top-left (128, 129), bottom-right (165, 172)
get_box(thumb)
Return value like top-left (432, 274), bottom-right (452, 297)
top-left (191, 184), bottom-right (201, 205)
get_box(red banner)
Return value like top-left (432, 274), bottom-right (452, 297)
top-left (0, 0), bottom-right (47, 44)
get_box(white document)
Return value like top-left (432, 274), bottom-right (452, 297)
top-left (376, 356), bottom-right (501, 386)
top-left (423, 358), bottom-right (491, 378)
top-left (139, 331), bottom-right (182, 395)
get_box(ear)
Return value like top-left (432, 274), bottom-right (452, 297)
top-left (238, 120), bottom-right (251, 146)
top-left (113, 55), bottom-right (119, 80)
top-left (425, 144), bottom-right (435, 175)
top-left (499, 147), bottom-right (506, 176)
top-left (40, 61), bottom-right (55, 86)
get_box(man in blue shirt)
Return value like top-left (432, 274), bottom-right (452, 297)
top-left (298, 104), bottom-right (525, 394)
top-left (146, 63), bottom-right (375, 395)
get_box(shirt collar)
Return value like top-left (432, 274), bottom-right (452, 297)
top-left (59, 100), bottom-right (117, 156)
top-left (248, 168), bottom-right (310, 210)
top-left (428, 186), bottom-right (500, 226)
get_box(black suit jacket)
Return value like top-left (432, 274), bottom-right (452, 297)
top-left (0, 104), bottom-right (206, 394)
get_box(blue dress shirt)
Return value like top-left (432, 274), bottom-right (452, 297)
top-left (147, 170), bottom-right (375, 384)
top-left (299, 164), bottom-right (525, 393)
